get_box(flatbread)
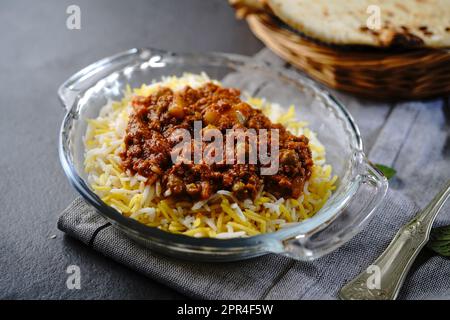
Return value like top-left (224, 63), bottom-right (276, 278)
top-left (266, 0), bottom-right (450, 48)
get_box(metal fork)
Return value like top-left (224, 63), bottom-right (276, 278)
top-left (339, 180), bottom-right (450, 300)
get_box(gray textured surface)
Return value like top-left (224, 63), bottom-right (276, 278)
top-left (0, 0), bottom-right (262, 299)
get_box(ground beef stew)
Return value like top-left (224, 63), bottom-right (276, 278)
top-left (120, 83), bottom-right (313, 201)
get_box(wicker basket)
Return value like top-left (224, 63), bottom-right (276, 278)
top-left (244, 13), bottom-right (450, 100)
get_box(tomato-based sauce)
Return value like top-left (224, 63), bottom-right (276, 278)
top-left (120, 83), bottom-right (313, 200)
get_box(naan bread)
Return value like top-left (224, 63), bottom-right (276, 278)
top-left (267, 0), bottom-right (450, 48)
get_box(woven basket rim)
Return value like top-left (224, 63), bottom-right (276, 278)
top-left (245, 13), bottom-right (450, 100)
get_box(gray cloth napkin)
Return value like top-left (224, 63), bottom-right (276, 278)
top-left (58, 49), bottom-right (450, 299)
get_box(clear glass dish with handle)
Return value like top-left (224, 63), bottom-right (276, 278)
top-left (58, 48), bottom-right (388, 262)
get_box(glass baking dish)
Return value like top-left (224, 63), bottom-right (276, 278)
top-left (58, 48), bottom-right (388, 262)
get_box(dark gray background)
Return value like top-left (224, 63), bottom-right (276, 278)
top-left (0, 0), bottom-right (262, 299)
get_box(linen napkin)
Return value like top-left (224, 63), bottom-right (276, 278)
top-left (58, 49), bottom-right (450, 299)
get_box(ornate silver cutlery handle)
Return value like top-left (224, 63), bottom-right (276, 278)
top-left (340, 180), bottom-right (450, 300)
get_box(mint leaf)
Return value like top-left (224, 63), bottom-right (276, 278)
top-left (428, 226), bottom-right (450, 257)
top-left (375, 164), bottom-right (397, 180)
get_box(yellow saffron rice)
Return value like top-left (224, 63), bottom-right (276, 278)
top-left (84, 73), bottom-right (337, 238)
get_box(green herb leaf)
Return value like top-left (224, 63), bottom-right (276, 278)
top-left (428, 226), bottom-right (450, 257)
top-left (375, 164), bottom-right (397, 180)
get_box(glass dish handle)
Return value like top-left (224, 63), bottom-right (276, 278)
top-left (281, 156), bottom-right (388, 261)
top-left (58, 48), bottom-right (147, 111)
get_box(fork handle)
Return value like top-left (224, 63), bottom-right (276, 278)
top-left (340, 180), bottom-right (450, 300)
